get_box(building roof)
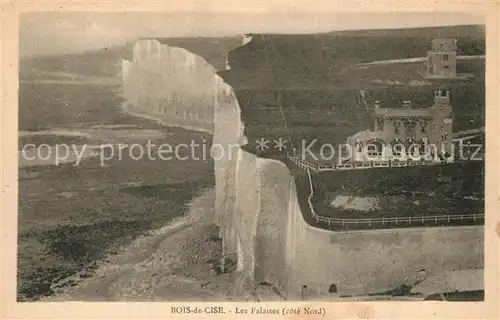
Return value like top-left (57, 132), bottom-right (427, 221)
top-left (374, 108), bottom-right (432, 118)
top-left (349, 129), bottom-right (384, 142)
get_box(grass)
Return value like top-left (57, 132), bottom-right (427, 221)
top-left (225, 25), bottom-right (485, 89)
top-left (222, 25), bottom-right (485, 152)
top-left (286, 161), bottom-right (484, 226)
top-left (311, 161), bottom-right (484, 198)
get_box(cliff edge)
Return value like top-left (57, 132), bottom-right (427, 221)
top-left (121, 30), bottom-right (484, 300)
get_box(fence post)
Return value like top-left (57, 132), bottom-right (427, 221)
top-left (473, 214), bottom-right (476, 221)
top-left (435, 216), bottom-right (437, 224)
top-left (395, 217), bottom-right (398, 224)
top-left (302, 285), bottom-right (308, 301)
top-left (422, 216), bottom-right (424, 224)
top-left (448, 215), bottom-right (450, 223)
top-left (460, 214), bottom-right (463, 223)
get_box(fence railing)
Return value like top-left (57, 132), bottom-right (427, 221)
top-left (312, 212), bottom-right (484, 228)
top-left (302, 167), bottom-right (484, 229)
top-left (288, 154), bottom-right (483, 173)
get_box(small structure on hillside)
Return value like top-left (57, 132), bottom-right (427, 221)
top-left (421, 39), bottom-right (474, 80)
top-left (426, 39), bottom-right (458, 78)
top-left (346, 87), bottom-right (453, 162)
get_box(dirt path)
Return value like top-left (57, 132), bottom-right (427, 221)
top-left (43, 188), bottom-right (235, 301)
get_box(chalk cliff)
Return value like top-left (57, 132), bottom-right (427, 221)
top-left (121, 30), bottom-right (484, 299)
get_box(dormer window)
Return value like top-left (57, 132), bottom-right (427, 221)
top-left (420, 121), bottom-right (428, 134)
top-left (404, 120), bottom-right (416, 135)
top-left (375, 117), bottom-right (384, 131)
top-left (393, 121), bottom-right (401, 134)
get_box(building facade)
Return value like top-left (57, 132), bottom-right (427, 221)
top-left (347, 88), bottom-right (453, 162)
top-left (425, 39), bottom-right (458, 78)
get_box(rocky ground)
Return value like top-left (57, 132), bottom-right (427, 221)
top-left (42, 189), bottom-right (260, 301)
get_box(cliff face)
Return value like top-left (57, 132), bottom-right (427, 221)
top-left (123, 39), bottom-right (219, 132)
top-left (121, 33), bottom-right (483, 299)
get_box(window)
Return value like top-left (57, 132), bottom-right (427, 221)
top-left (420, 120), bottom-right (428, 134)
top-left (392, 139), bottom-right (403, 157)
top-left (329, 284), bottom-right (338, 294)
top-left (367, 146), bottom-right (378, 156)
top-left (441, 133), bottom-right (448, 143)
top-left (367, 141), bottom-right (383, 157)
top-left (376, 118), bottom-right (384, 131)
top-left (406, 138), bottom-right (418, 156)
top-left (392, 145), bottom-right (403, 157)
top-left (443, 54), bottom-right (449, 61)
top-left (405, 121), bottom-right (416, 135)
top-left (419, 139), bottom-right (428, 156)
top-left (355, 139), bottom-right (363, 152)
top-left (393, 121), bottom-right (401, 134)
top-left (407, 144), bottom-right (419, 156)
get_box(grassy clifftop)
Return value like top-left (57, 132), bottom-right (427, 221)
top-left (219, 25), bottom-right (485, 153)
top-left (223, 25), bottom-right (485, 88)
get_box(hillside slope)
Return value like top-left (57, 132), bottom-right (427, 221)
top-left (219, 24), bottom-right (485, 153)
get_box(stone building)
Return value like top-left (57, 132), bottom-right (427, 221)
top-left (425, 39), bottom-right (458, 78)
top-left (347, 87), bottom-right (453, 161)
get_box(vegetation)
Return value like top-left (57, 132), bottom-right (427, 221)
top-left (18, 83), bottom-right (214, 300)
top-left (311, 161), bottom-right (484, 198)
top-left (225, 25), bottom-right (485, 88)
top-left (221, 25), bottom-right (485, 150)
top-left (287, 160), bottom-right (484, 227)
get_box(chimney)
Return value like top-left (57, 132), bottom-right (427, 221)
top-left (402, 100), bottom-right (412, 108)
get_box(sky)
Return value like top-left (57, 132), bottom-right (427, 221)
top-left (19, 11), bottom-right (485, 57)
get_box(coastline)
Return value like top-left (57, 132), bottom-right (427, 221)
top-left (120, 101), bottom-right (214, 135)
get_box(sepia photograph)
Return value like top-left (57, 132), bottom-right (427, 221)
top-left (3, 3), bottom-right (497, 315)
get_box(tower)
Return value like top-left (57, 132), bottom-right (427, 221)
top-left (426, 39), bottom-right (457, 78)
top-left (430, 87), bottom-right (453, 159)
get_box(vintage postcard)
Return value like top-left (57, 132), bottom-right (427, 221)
top-left (1, 1), bottom-right (499, 319)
